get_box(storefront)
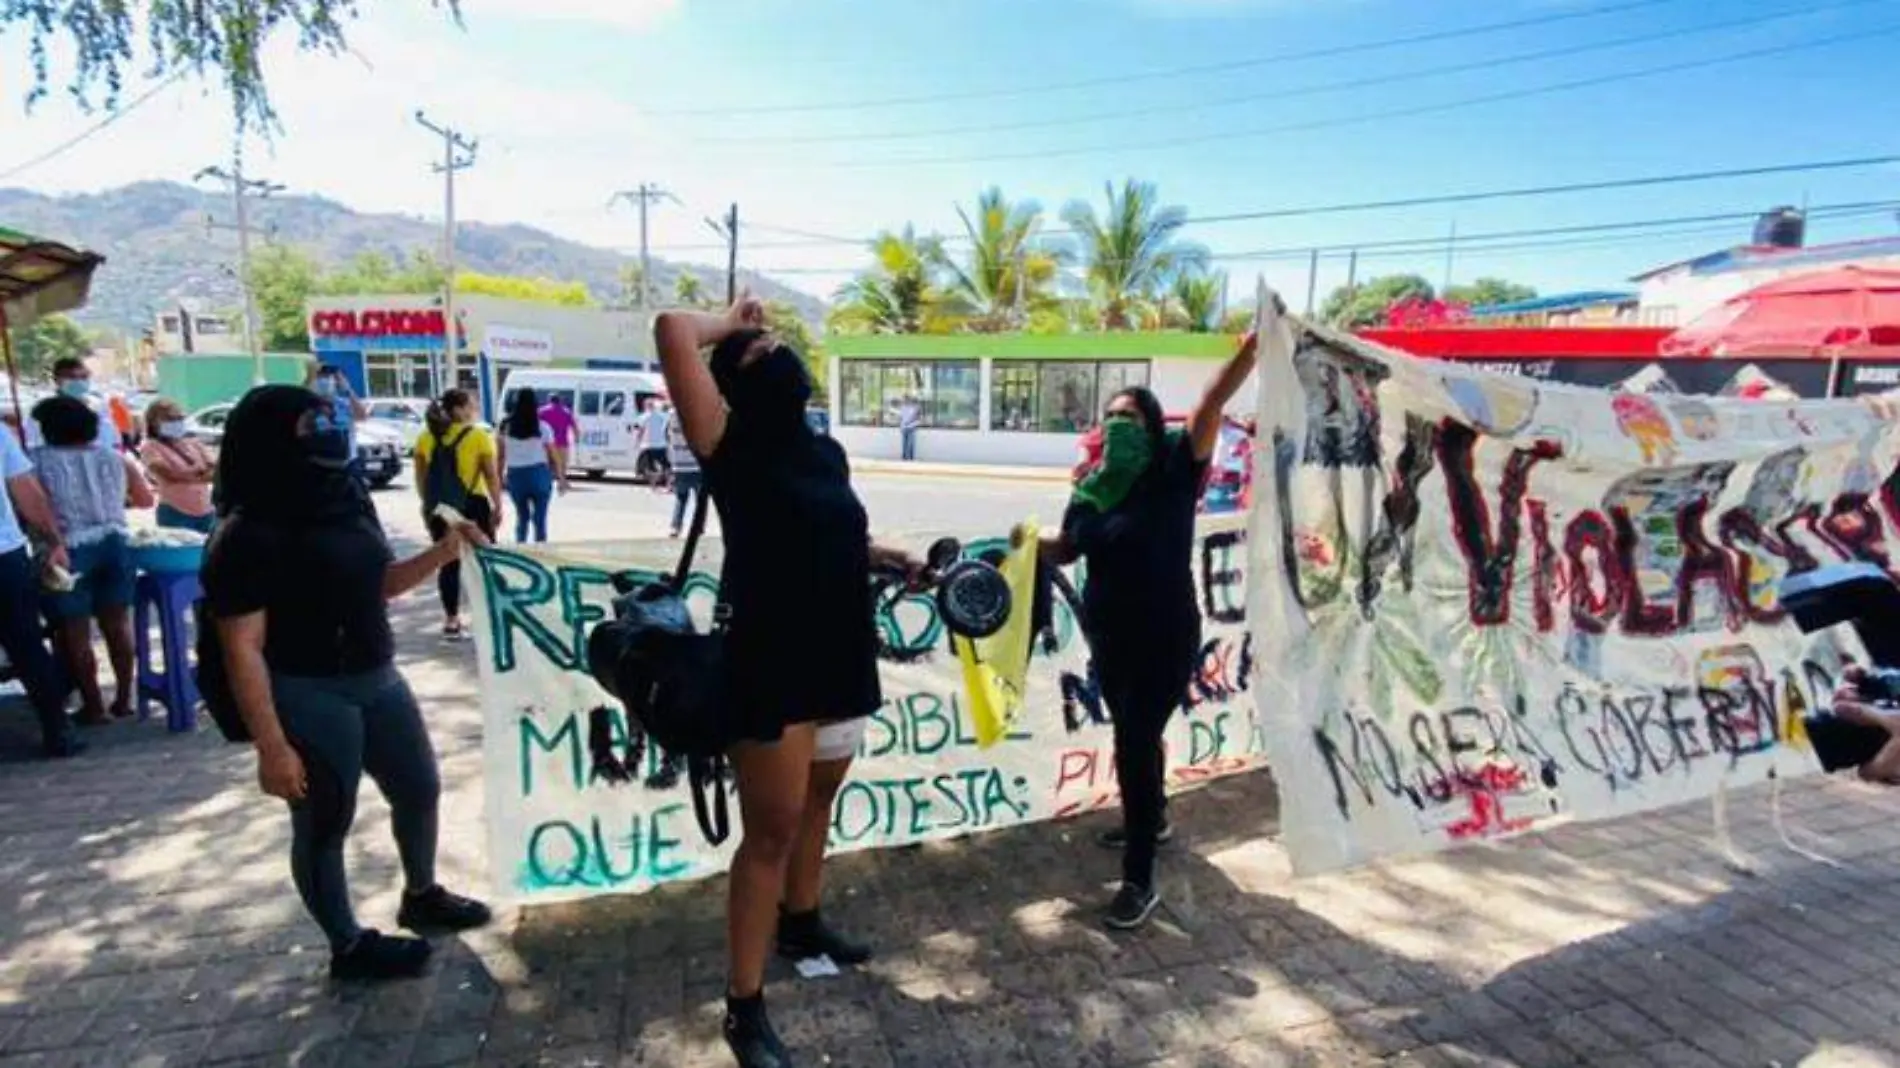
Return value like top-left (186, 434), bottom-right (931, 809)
top-left (305, 294), bottom-right (651, 421)
top-left (827, 333), bottom-right (1243, 466)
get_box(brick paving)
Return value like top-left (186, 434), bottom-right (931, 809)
top-left (7, 599), bottom-right (1900, 1066)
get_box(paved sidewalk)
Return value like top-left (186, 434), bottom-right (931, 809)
top-left (6, 599), bottom-right (1900, 1067)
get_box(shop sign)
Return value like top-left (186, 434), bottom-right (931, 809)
top-left (486, 324), bottom-right (555, 363)
top-left (310, 308), bottom-right (448, 338)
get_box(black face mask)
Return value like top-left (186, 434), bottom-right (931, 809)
top-left (303, 428), bottom-right (353, 471)
top-left (728, 344), bottom-right (811, 424)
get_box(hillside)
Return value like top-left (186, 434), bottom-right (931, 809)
top-left (0, 181), bottom-right (828, 333)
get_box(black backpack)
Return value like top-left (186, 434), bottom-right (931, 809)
top-left (583, 486), bottom-right (735, 844)
top-left (195, 517), bottom-right (250, 744)
top-left (421, 426), bottom-right (473, 517)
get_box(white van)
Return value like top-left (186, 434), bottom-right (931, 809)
top-left (497, 368), bottom-right (667, 479)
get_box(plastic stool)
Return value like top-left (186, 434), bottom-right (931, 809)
top-left (134, 570), bottom-right (202, 732)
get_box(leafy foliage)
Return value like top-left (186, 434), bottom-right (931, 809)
top-left (933, 188), bottom-right (1064, 332)
top-left (1061, 180), bottom-right (1207, 330)
top-left (4, 314), bottom-right (91, 381)
top-left (1319, 274), bottom-right (1436, 328)
top-left (673, 272), bottom-right (707, 308)
top-left (828, 227), bottom-right (949, 335)
top-left (1445, 277), bottom-right (1538, 309)
top-left (1167, 271), bottom-right (1226, 333)
top-left (3, 0), bottom-right (461, 130)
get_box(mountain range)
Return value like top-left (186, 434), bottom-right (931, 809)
top-left (0, 181), bottom-right (829, 334)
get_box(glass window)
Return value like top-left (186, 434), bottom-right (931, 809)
top-left (989, 360), bottom-right (1151, 433)
top-left (160, 315), bottom-right (180, 333)
top-left (602, 392), bottom-right (628, 417)
top-left (366, 354), bottom-right (403, 398)
top-left (838, 360), bottom-right (979, 429)
top-left (579, 391), bottom-right (603, 417)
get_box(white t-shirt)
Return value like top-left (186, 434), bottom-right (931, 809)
top-left (503, 424), bottom-right (555, 470)
top-left (641, 409), bottom-right (670, 450)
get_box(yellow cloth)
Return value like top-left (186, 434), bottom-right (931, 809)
top-left (956, 521), bottom-right (1040, 749)
top-left (414, 423), bottom-right (496, 496)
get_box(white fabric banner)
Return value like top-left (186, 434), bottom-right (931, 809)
top-left (468, 516), bottom-right (1260, 904)
top-left (1247, 306), bottom-right (1880, 875)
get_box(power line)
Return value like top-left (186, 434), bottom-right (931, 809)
top-left (0, 74), bottom-right (185, 182)
top-left (642, 0), bottom-right (1690, 117)
top-left (737, 201), bottom-right (1900, 276)
top-left (642, 154), bottom-right (1900, 256)
top-left (798, 24), bottom-right (1895, 169)
top-left (692, 0), bottom-right (1866, 148)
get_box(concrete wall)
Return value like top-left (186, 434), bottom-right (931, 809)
top-left (155, 354), bottom-right (311, 411)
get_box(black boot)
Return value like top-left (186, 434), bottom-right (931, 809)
top-left (776, 907), bottom-right (872, 966)
top-left (724, 993), bottom-right (794, 1068)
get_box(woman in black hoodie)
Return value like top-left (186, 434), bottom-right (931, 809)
top-left (203, 385), bottom-right (494, 981)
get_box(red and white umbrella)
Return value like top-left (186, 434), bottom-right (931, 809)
top-left (1661, 264), bottom-right (1900, 358)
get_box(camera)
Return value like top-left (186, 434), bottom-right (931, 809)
top-left (1776, 562), bottom-right (1900, 772)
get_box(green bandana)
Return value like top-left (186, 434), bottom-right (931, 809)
top-left (1072, 418), bottom-right (1155, 512)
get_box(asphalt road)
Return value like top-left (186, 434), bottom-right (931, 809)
top-left (372, 469), bottom-right (1065, 546)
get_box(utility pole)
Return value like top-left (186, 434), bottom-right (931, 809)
top-left (705, 204), bottom-right (740, 304)
top-left (195, 157), bottom-right (283, 386)
top-left (415, 111), bottom-right (477, 392)
top-left (609, 185), bottom-right (679, 310)
top-left (1303, 248), bottom-right (1320, 317)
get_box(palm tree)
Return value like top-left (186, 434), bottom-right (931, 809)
top-left (829, 227), bottom-right (946, 334)
top-left (1168, 271), bottom-right (1225, 333)
top-left (673, 272), bottom-right (707, 308)
top-left (932, 188), bottom-right (1063, 332)
top-left (1062, 180), bottom-right (1208, 330)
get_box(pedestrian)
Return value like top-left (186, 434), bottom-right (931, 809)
top-left (308, 363), bottom-right (367, 483)
top-left (412, 389), bottom-right (502, 640)
top-left (139, 398), bottom-right (218, 534)
top-left (636, 398), bottom-right (670, 484)
top-left (500, 387), bottom-right (563, 544)
top-left (896, 394), bottom-right (921, 462)
top-left (29, 395), bottom-right (155, 725)
top-left (1037, 330), bottom-right (1259, 931)
top-left (538, 392), bottom-right (576, 475)
top-left (0, 423), bottom-right (86, 758)
top-left (201, 385), bottom-right (493, 982)
top-left (29, 358), bottom-right (121, 450)
top-left (666, 404), bottom-right (700, 538)
top-left (656, 294), bottom-right (919, 1068)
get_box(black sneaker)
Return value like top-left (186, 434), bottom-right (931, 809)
top-left (724, 996), bottom-right (795, 1068)
top-left (776, 908), bottom-right (872, 966)
top-left (1097, 820), bottom-right (1174, 849)
top-left (1104, 883), bottom-right (1160, 931)
top-left (330, 929), bottom-right (433, 981)
top-left (397, 885), bottom-right (493, 933)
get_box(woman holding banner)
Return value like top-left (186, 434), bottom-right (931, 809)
top-left (655, 293), bottom-right (918, 1068)
top-left (1040, 330), bottom-right (1260, 930)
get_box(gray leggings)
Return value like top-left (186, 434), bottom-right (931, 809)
top-left (272, 666), bottom-right (442, 950)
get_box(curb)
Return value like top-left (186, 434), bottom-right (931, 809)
top-left (853, 462), bottom-right (1073, 484)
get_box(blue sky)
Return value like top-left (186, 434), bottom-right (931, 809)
top-left (1, 0), bottom-right (1897, 306)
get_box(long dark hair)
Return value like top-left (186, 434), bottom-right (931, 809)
top-left (506, 387), bottom-right (541, 440)
top-left (426, 388), bottom-right (471, 438)
top-left (1111, 385), bottom-right (1168, 462)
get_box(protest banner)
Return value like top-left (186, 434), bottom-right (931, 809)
top-left (1247, 299), bottom-right (1884, 876)
top-left (468, 515), bottom-right (1260, 904)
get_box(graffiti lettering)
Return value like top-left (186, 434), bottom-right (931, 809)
top-left (831, 769), bottom-right (1030, 844)
top-left (523, 805), bottom-right (692, 890)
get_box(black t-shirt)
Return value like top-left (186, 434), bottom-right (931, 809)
top-left (1064, 433), bottom-right (1207, 663)
top-left (203, 513), bottom-right (397, 677)
top-left (704, 428), bottom-right (881, 734)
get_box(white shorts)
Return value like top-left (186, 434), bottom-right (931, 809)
top-left (813, 718), bottom-right (867, 762)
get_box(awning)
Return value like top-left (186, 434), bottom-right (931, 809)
top-left (1661, 264), bottom-right (1900, 358)
top-left (1, 228), bottom-right (106, 442)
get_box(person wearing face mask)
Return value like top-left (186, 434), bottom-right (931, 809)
top-left (139, 398), bottom-right (217, 534)
top-left (36, 358), bottom-right (120, 451)
top-left (306, 363), bottom-right (368, 481)
top-left (655, 294), bottom-right (916, 1068)
top-left (203, 385), bottom-right (493, 982)
top-left (1038, 331), bottom-right (1259, 931)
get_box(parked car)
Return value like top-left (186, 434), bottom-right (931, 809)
top-left (186, 402), bottom-right (406, 489)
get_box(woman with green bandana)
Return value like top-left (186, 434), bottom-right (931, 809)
top-left (1041, 329), bottom-right (1260, 930)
